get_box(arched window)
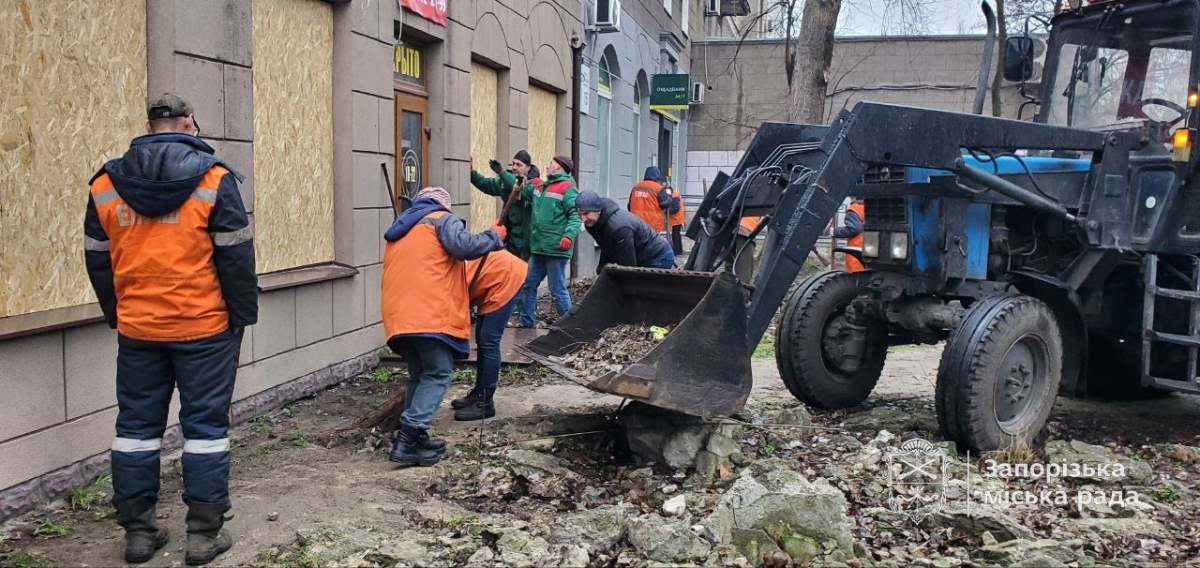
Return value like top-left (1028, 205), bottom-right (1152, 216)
top-left (632, 79), bottom-right (642, 181)
top-left (597, 54), bottom-right (614, 197)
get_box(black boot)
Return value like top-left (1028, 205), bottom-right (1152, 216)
top-left (454, 392), bottom-right (496, 421)
top-left (450, 387), bottom-right (484, 410)
top-left (415, 429), bottom-right (447, 453)
top-left (389, 424), bottom-right (444, 466)
top-left (114, 497), bottom-right (169, 564)
top-left (184, 502), bottom-right (232, 566)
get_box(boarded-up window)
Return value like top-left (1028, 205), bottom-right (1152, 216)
top-left (252, 0), bottom-right (334, 273)
top-left (0, 0), bottom-right (147, 318)
top-left (469, 62), bottom-right (499, 233)
top-left (528, 87), bottom-right (558, 183)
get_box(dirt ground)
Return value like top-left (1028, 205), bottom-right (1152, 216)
top-left (4, 343), bottom-right (1200, 567)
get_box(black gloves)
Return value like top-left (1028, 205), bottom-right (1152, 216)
top-left (489, 159), bottom-right (504, 175)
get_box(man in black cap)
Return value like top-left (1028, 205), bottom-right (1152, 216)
top-left (469, 150), bottom-right (540, 261)
top-left (84, 93), bottom-right (256, 566)
top-left (575, 189), bottom-right (675, 271)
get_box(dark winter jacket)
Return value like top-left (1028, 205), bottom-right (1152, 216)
top-left (586, 198), bottom-right (673, 271)
top-left (384, 197), bottom-right (503, 258)
top-left (469, 168), bottom-right (536, 260)
top-left (84, 133), bottom-right (258, 338)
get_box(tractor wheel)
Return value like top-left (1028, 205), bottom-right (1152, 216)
top-left (775, 271), bottom-right (888, 408)
top-left (936, 295), bottom-right (1063, 452)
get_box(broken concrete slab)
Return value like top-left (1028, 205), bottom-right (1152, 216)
top-left (620, 402), bottom-right (715, 469)
top-left (731, 527), bottom-right (784, 564)
top-left (920, 505), bottom-right (1034, 542)
top-left (550, 503), bottom-right (636, 550)
top-left (627, 514), bottom-right (713, 563)
top-left (497, 529), bottom-right (552, 566)
top-left (972, 538), bottom-right (1084, 566)
top-left (701, 458), bottom-right (854, 560)
top-left (1044, 440), bottom-right (1154, 485)
top-left (1065, 516), bottom-right (1172, 542)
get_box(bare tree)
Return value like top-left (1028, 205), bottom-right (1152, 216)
top-left (794, 0), bottom-right (841, 123)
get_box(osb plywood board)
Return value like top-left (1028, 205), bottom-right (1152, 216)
top-left (528, 86), bottom-right (558, 182)
top-left (0, 0), bottom-right (147, 318)
top-left (469, 62), bottom-right (499, 233)
top-left (253, 0), bottom-right (334, 273)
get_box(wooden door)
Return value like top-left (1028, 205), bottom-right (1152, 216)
top-left (395, 91), bottom-right (429, 211)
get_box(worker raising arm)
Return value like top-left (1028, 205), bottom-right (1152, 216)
top-left (381, 187), bottom-right (504, 467)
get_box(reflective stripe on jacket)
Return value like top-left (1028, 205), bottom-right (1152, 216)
top-left (89, 168), bottom-right (234, 341)
top-left (466, 250), bottom-right (528, 315)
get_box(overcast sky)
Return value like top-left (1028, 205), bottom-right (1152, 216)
top-left (836, 0), bottom-right (992, 36)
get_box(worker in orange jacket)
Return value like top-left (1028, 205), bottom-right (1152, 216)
top-left (381, 187), bottom-right (504, 466)
top-left (451, 250), bottom-right (528, 421)
top-left (84, 94), bottom-right (257, 566)
top-left (628, 166), bottom-right (673, 232)
top-left (665, 184), bottom-right (686, 254)
top-left (730, 215), bottom-right (763, 282)
top-left (835, 198), bottom-right (866, 272)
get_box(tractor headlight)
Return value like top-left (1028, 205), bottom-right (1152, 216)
top-left (890, 232), bottom-right (909, 260)
top-left (863, 231), bottom-right (880, 257)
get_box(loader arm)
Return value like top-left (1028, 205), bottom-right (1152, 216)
top-left (736, 102), bottom-right (1119, 345)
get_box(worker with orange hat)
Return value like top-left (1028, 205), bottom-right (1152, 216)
top-left (450, 250), bottom-right (528, 421)
top-left (381, 186), bottom-right (505, 467)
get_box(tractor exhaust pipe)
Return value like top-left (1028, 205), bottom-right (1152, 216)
top-left (974, 1), bottom-right (997, 115)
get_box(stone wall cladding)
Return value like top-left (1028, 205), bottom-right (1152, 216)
top-left (0, 351), bottom-right (378, 522)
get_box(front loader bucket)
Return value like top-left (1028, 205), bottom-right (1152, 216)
top-left (519, 266), bottom-right (752, 418)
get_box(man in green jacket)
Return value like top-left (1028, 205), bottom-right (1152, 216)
top-left (470, 150), bottom-right (539, 260)
top-left (516, 155), bottom-right (580, 327)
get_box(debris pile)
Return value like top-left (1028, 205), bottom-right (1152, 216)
top-left (561, 325), bottom-right (672, 380)
top-left (535, 277), bottom-right (597, 324)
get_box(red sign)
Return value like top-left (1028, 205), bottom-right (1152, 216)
top-left (401, 0), bottom-right (447, 26)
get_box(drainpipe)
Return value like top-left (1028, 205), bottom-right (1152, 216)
top-left (570, 31), bottom-right (585, 279)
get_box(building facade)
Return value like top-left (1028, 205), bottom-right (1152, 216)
top-left (685, 34), bottom-right (1028, 196)
top-left (0, 0), bottom-right (709, 519)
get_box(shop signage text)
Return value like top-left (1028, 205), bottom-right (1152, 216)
top-left (400, 0), bottom-right (447, 26)
top-left (650, 74), bottom-right (690, 111)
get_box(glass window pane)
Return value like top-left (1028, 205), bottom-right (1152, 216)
top-left (598, 97), bottom-right (612, 197)
top-left (400, 110), bottom-right (424, 204)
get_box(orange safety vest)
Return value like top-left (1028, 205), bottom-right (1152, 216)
top-left (629, 180), bottom-right (667, 230)
top-left (668, 187), bottom-right (686, 227)
top-left (738, 215), bottom-right (762, 236)
top-left (466, 250), bottom-right (528, 315)
top-left (89, 168), bottom-right (230, 342)
top-left (381, 210), bottom-right (471, 342)
top-left (845, 201), bottom-right (866, 273)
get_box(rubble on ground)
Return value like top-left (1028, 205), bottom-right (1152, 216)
top-left (560, 325), bottom-right (673, 380)
top-left (534, 277), bottom-right (596, 324)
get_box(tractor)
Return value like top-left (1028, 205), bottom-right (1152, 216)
top-left (523, 0), bottom-right (1200, 452)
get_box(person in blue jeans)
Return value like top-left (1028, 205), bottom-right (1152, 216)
top-left (452, 250), bottom-right (528, 420)
top-left (516, 156), bottom-right (580, 327)
top-left (575, 190), bottom-right (676, 272)
top-left (380, 187), bottom-right (505, 466)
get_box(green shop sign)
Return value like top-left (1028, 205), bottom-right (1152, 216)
top-left (650, 74), bottom-right (690, 111)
